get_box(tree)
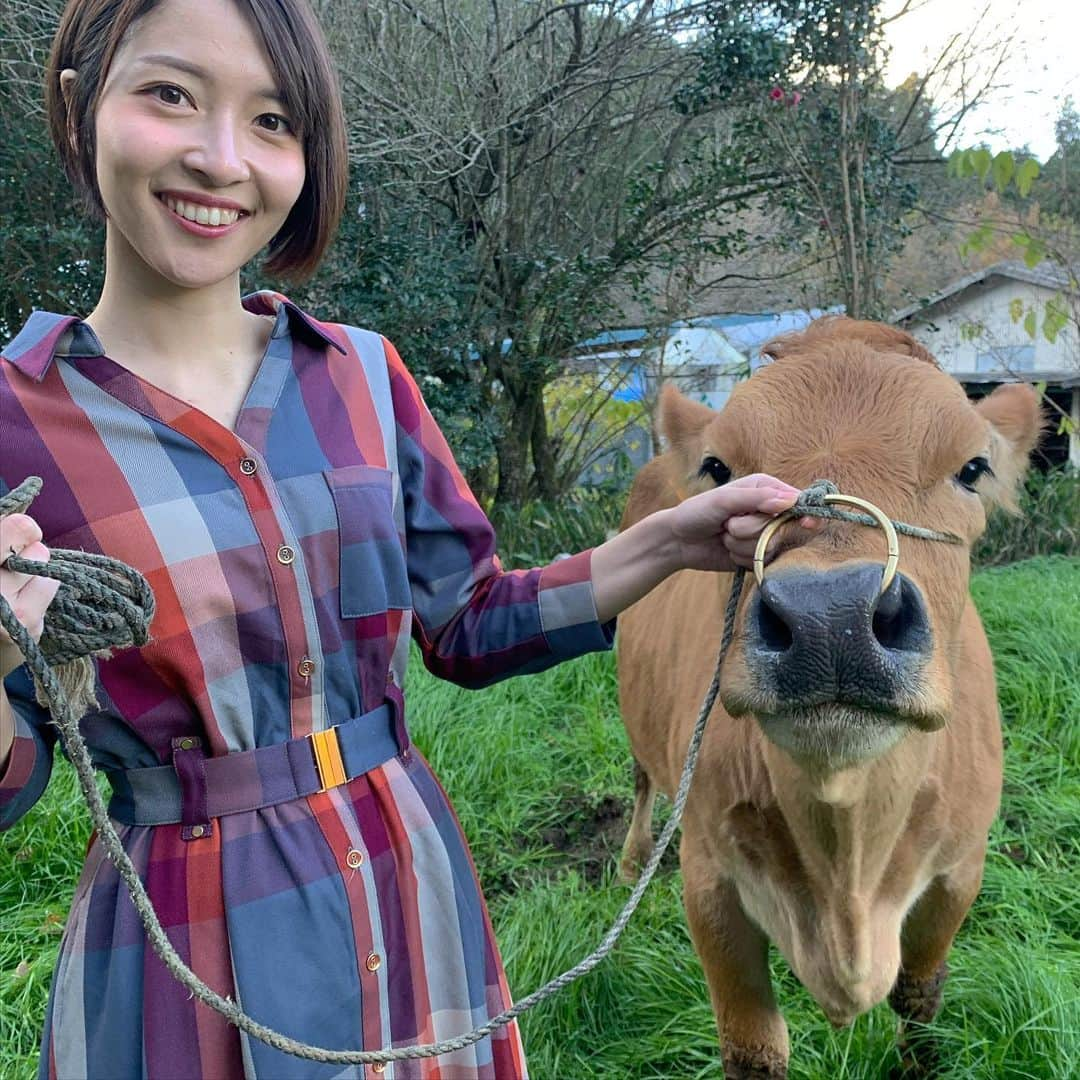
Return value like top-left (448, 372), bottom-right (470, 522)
top-left (1036, 98), bottom-right (1080, 222)
top-left (1, 0), bottom-right (103, 339)
top-left (313, 0), bottom-right (820, 504)
top-left (698, 0), bottom-right (1014, 319)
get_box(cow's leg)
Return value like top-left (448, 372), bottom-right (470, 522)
top-left (683, 871), bottom-right (789, 1079)
top-left (891, 852), bottom-right (984, 1021)
top-left (888, 852), bottom-right (985, 1073)
top-left (619, 758), bottom-right (657, 883)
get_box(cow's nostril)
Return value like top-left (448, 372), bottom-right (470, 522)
top-left (756, 595), bottom-right (793, 652)
top-left (871, 575), bottom-right (929, 653)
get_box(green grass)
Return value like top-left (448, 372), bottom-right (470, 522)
top-left (3, 557), bottom-right (1078, 1078)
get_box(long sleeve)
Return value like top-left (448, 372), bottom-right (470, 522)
top-left (386, 340), bottom-right (615, 688)
top-left (0, 665), bottom-right (57, 829)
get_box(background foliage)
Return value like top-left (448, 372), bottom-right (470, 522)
top-left (9, 0), bottom-right (1070, 510)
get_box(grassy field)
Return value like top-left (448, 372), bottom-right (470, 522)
top-left (2, 556), bottom-right (1077, 1078)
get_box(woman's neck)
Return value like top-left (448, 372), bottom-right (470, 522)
top-left (84, 229), bottom-right (269, 381)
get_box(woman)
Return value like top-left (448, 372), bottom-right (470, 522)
top-left (0, 0), bottom-right (806, 1075)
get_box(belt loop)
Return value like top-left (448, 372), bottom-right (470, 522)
top-left (386, 682), bottom-right (410, 762)
top-left (172, 736), bottom-right (213, 841)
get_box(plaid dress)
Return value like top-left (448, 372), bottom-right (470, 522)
top-left (0, 293), bottom-right (614, 1079)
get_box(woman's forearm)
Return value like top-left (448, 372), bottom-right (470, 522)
top-left (590, 509), bottom-right (681, 624)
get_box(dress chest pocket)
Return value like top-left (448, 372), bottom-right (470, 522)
top-left (324, 465), bottom-right (412, 618)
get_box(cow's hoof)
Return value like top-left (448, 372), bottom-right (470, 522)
top-left (887, 1037), bottom-right (942, 1080)
top-left (617, 838), bottom-right (653, 883)
top-left (723, 1045), bottom-right (788, 1079)
top-left (889, 962), bottom-right (948, 1024)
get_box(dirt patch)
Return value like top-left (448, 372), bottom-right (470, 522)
top-left (539, 791), bottom-right (680, 885)
top-left (996, 842), bottom-right (1029, 865)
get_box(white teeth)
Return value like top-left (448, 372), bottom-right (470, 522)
top-left (162, 196), bottom-right (241, 227)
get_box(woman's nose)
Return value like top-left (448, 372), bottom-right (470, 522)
top-left (183, 117), bottom-right (251, 187)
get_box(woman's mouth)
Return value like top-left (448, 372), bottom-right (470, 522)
top-left (157, 193), bottom-right (246, 232)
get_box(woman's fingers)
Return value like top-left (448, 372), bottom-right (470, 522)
top-left (724, 512), bottom-right (772, 540)
top-left (1, 514), bottom-right (59, 648)
top-left (2, 513), bottom-right (44, 558)
top-left (4, 574), bottom-right (60, 640)
top-left (723, 532), bottom-right (774, 564)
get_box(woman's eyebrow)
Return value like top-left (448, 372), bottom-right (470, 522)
top-left (133, 53), bottom-right (283, 103)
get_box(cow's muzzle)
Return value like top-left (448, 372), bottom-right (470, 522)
top-left (745, 562), bottom-right (932, 715)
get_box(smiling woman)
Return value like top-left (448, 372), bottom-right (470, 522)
top-left (45, 0), bottom-right (346, 282)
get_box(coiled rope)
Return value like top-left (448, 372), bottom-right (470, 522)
top-left (0, 476), bottom-right (962, 1065)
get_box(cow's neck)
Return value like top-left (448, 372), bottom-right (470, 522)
top-left (762, 734), bottom-right (936, 897)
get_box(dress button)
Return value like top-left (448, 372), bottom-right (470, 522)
top-left (277, 544), bottom-right (296, 565)
top-left (190, 824), bottom-right (207, 839)
top-left (346, 849), bottom-right (364, 869)
top-left (297, 657), bottom-right (316, 678)
top-left (239, 457), bottom-right (258, 476)
top-left (365, 952), bottom-right (382, 972)
top-left (178, 737), bottom-right (197, 751)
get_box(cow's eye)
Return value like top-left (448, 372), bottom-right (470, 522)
top-left (698, 455), bottom-right (732, 486)
top-left (955, 456), bottom-right (994, 492)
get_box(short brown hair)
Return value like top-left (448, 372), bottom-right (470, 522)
top-left (45, 0), bottom-right (348, 280)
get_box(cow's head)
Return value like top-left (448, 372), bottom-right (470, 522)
top-left (659, 317), bottom-right (1042, 769)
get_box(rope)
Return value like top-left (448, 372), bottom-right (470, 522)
top-left (0, 475), bottom-right (963, 1066)
top-left (789, 480), bottom-right (964, 545)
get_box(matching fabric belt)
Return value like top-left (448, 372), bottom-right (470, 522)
top-left (106, 701), bottom-right (405, 837)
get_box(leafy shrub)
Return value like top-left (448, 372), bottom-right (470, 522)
top-left (490, 485), bottom-right (629, 569)
top-left (974, 467), bottom-right (1080, 567)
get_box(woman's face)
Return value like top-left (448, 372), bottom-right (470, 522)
top-left (86, 0), bottom-right (306, 291)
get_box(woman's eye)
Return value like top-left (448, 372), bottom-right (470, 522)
top-left (152, 84), bottom-right (187, 106)
top-left (955, 456), bottom-right (993, 492)
top-left (257, 113), bottom-right (292, 134)
top-left (698, 455), bottom-right (732, 486)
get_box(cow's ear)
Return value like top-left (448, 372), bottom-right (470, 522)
top-left (974, 384), bottom-right (1044, 512)
top-left (659, 383), bottom-right (715, 476)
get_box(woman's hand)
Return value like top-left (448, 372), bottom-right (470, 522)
top-left (668, 473), bottom-right (815, 573)
top-left (1, 513), bottom-right (61, 680)
top-left (591, 473), bottom-right (815, 623)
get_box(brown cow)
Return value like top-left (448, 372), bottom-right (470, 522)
top-left (616, 317), bottom-right (1042, 1078)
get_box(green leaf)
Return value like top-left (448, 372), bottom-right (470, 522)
top-left (1015, 157), bottom-right (1040, 197)
top-left (991, 151), bottom-right (1015, 193)
top-left (972, 147), bottom-right (993, 181)
top-left (1023, 309), bottom-right (1038, 338)
top-left (1009, 298), bottom-right (1025, 323)
top-left (1022, 237), bottom-right (1047, 268)
top-left (1043, 295), bottom-right (1069, 343)
top-left (961, 223), bottom-right (994, 256)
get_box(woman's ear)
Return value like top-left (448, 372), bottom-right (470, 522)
top-left (59, 69), bottom-right (79, 150)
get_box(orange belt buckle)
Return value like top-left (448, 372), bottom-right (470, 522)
top-left (308, 727), bottom-right (347, 792)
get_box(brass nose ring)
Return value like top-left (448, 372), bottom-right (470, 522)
top-left (752, 494), bottom-right (901, 596)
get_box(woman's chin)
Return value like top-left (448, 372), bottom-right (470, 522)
top-left (142, 258), bottom-right (247, 292)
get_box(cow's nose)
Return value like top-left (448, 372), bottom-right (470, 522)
top-left (749, 563), bottom-right (931, 708)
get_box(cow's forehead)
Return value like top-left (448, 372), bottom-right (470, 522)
top-left (716, 345), bottom-right (987, 482)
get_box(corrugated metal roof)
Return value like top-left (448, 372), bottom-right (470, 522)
top-left (892, 261), bottom-right (1073, 324)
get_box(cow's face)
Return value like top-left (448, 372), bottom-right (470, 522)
top-left (660, 318), bottom-right (1042, 769)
